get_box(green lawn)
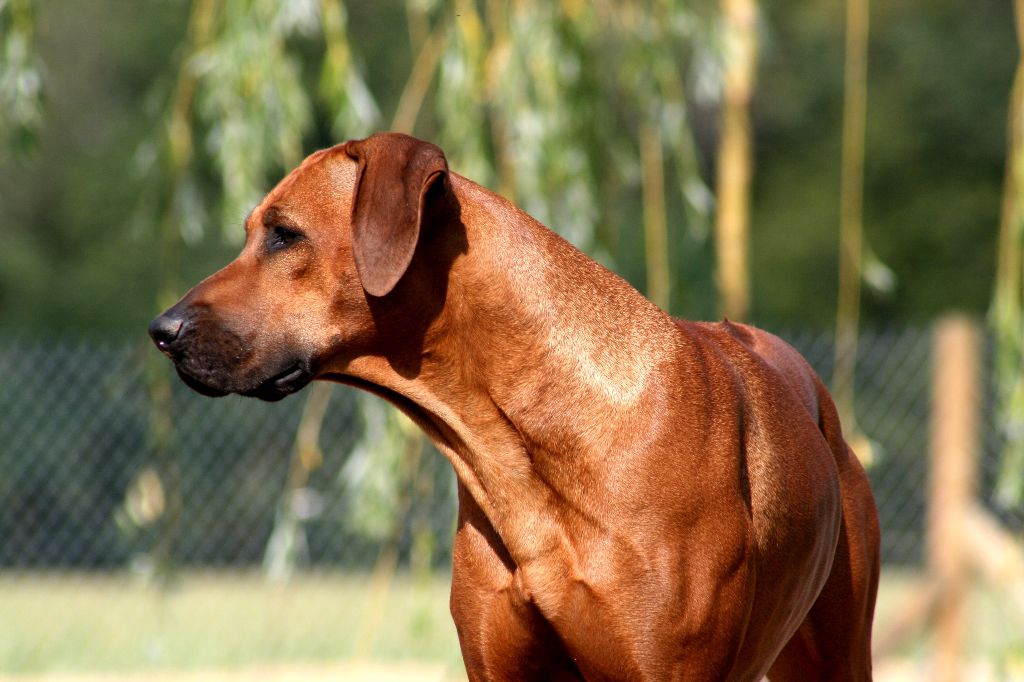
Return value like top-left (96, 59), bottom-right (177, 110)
top-left (1, 569), bottom-right (1020, 679)
top-left (0, 571), bottom-right (463, 677)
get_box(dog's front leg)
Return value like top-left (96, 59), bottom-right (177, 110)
top-left (450, 484), bottom-right (584, 682)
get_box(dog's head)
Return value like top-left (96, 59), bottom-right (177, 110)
top-left (148, 132), bottom-right (457, 401)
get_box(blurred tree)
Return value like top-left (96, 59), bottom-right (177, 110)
top-left (715, 0), bottom-right (758, 320)
top-left (2, 0), bottom-right (1012, 334)
top-left (832, 0), bottom-right (874, 466)
top-left (0, 0), bottom-right (43, 156)
top-left (432, 0), bottom-right (713, 299)
top-left (751, 0), bottom-right (1012, 328)
top-left (993, 0), bottom-right (1024, 506)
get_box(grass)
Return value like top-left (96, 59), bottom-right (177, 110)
top-left (0, 569), bottom-right (1020, 679)
top-left (0, 571), bottom-right (463, 677)
top-left (874, 570), bottom-right (1024, 666)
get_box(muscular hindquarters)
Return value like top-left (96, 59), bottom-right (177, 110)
top-left (768, 402), bottom-right (880, 681)
top-left (737, 325), bottom-right (880, 680)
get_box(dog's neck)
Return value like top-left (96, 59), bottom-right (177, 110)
top-left (451, 177), bottom-right (680, 410)
top-left (341, 176), bottom-right (681, 564)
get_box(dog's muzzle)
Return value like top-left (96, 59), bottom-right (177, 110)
top-left (147, 309), bottom-right (312, 402)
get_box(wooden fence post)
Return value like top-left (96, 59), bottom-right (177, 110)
top-left (929, 314), bottom-right (981, 681)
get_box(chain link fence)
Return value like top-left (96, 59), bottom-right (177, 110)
top-left (1, 325), bottom-right (1021, 677)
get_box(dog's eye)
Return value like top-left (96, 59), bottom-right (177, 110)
top-left (267, 225), bottom-right (302, 252)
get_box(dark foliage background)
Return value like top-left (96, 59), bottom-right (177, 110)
top-left (0, 0), bottom-right (1014, 335)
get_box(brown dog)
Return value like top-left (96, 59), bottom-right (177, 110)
top-left (150, 133), bottom-right (879, 680)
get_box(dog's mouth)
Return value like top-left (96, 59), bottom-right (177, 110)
top-left (242, 363), bottom-right (313, 402)
top-left (176, 367), bottom-right (230, 398)
top-left (175, 362), bottom-right (313, 403)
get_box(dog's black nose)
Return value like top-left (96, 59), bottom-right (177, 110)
top-left (148, 313), bottom-right (184, 352)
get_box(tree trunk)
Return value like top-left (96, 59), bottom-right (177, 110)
top-left (833, 0), bottom-right (871, 464)
top-left (715, 0), bottom-right (759, 321)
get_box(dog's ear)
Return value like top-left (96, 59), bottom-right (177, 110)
top-left (344, 133), bottom-right (449, 297)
